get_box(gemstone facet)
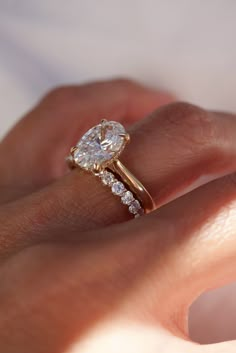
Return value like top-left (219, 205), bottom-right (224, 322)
top-left (121, 191), bottom-right (134, 205)
top-left (112, 181), bottom-right (126, 196)
top-left (73, 121), bottom-right (126, 171)
top-left (100, 170), bottom-right (116, 186)
top-left (129, 200), bottom-right (142, 214)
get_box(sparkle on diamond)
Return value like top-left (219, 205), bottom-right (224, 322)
top-left (100, 171), bottom-right (116, 186)
top-left (121, 191), bottom-right (134, 205)
top-left (129, 200), bottom-right (142, 214)
top-left (73, 121), bottom-right (126, 170)
top-left (112, 181), bottom-right (126, 196)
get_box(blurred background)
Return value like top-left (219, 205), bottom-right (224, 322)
top-left (0, 0), bottom-right (236, 344)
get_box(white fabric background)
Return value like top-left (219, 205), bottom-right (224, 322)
top-left (0, 0), bottom-right (236, 343)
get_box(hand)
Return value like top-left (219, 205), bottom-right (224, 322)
top-left (0, 79), bottom-right (236, 353)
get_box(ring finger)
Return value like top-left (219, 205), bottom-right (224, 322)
top-left (1, 102), bottom-right (236, 257)
top-left (0, 78), bottom-right (172, 203)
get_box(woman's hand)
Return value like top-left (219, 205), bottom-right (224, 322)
top-left (0, 79), bottom-right (236, 353)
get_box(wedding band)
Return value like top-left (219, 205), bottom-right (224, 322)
top-left (66, 119), bottom-right (155, 218)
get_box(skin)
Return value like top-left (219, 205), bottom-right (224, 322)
top-left (0, 78), bottom-right (236, 352)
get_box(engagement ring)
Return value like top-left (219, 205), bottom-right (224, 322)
top-left (66, 119), bottom-right (154, 218)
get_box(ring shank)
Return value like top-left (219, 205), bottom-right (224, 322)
top-left (109, 160), bottom-right (155, 213)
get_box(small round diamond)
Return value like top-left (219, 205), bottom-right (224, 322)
top-left (134, 211), bottom-right (144, 218)
top-left (100, 171), bottom-right (115, 186)
top-left (112, 181), bottom-right (126, 196)
top-left (121, 191), bottom-right (134, 205)
top-left (129, 200), bottom-right (141, 214)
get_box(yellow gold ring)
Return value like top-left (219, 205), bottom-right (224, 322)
top-left (66, 119), bottom-right (155, 218)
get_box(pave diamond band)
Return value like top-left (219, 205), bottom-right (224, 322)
top-left (99, 170), bottom-right (144, 217)
top-left (66, 119), bottom-right (154, 218)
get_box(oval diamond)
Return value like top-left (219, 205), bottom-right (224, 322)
top-left (73, 121), bottom-right (127, 171)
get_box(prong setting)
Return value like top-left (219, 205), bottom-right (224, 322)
top-left (66, 119), bottom-right (153, 217)
top-left (70, 146), bottom-right (78, 155)
top-left (100, 118), bottom-right (107, 124)
top-left (67, 120), bottom-right (129, 171)
top-left (93, 162), bottom-right (102, 175)
top-left (119, 133), bottom-right (130, 143)
top-left (100, 119), bottom-right (108, 141)
top-left (125, 133), bottom-right (130, 143)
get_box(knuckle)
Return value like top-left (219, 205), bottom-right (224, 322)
top-left (42, 78), bottom-right (141, 108)
top-left (163, 102), bottom-right (218, 153)
top-left (42, 86), bottom-right (78, 107)
top-left (47, 85), bottom-right (74, 100)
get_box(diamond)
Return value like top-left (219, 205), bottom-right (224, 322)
top-left (129, 200), bottom-right (142, 214)
top-left (100, 171), bottom-right (115, 186)
top-left (73, 121), bottom-right (127, 171)
top-left (134, 209), bottom-right (144, 218)
top-left (121, 191), bottom-right (134, 205)
top-left (112, 181), bottom-right (126, 196)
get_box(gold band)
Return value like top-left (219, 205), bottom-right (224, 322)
top-left (109, 160), bottom-right (154, 213)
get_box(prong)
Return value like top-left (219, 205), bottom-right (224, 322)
top-left (70, 146), bottom-right (78, 155)
top-left (119, 133), bottom-right (130, 143)
top-left (100, 119), bottom-right (108, 141)
top-left (101, 126), bottom-right (106, 141)
top-left (93, 162), bottom-right (101, 175)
